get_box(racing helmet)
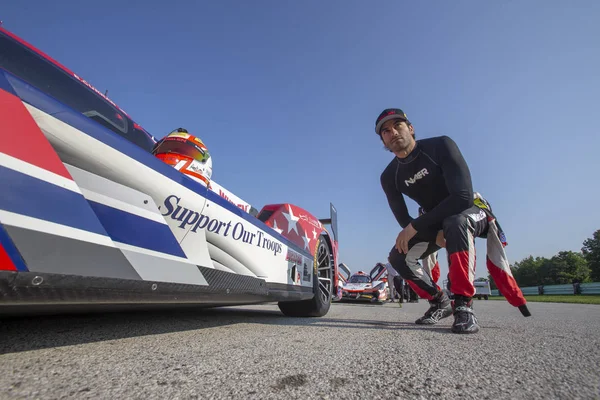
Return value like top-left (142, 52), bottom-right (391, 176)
top-left (152, 128), bottom-right (213, 186)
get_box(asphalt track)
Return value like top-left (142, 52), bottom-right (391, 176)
top-left (1, 300), bottom-right (599, 399)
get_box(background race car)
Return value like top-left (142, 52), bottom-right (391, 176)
top-left (340, 263), bottom-right (388, 303)
top-left (333, 262), bottom-right (352, 301)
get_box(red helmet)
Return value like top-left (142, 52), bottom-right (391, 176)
top-left (152, 128), bottom-right (212, 186)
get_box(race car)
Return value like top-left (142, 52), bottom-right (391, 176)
top-left (0, 25), bottom-right (340, 317)
top-left (340, 263), bottom-right (388, 303)
top-left (332, 262), bottom-right (352, 301)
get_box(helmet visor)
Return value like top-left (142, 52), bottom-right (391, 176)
top-left (153, 137), bottom-right (210, 163)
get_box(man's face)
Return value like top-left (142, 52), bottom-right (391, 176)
top-left (379, 119), bottom-right (414, 153)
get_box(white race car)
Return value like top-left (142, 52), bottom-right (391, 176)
top-left (0, 26), bottom-right (340, 318)
top-left (340, 263), bottom-right (388, 303)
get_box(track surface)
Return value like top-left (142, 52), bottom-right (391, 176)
top-left (1, 300), bottom-right (599, 399)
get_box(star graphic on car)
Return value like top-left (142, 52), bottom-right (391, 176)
top-left (272, 220), bottom-right (283, 234)
top-left (282, 204), bottom-right (299, 235)
top-left (302, 229), bottom-right (311, 250)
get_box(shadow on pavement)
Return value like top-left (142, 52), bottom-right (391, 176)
top-left (0, 304), bottom-right (484, 355)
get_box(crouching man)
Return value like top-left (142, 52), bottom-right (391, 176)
top-left (375, 108), bottom-right (529, 334)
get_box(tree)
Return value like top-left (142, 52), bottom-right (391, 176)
top-left (542, 251), bottom-right (590, 284)
top-left (510, 256), bottom-right (546, 287)
top-left (582, 230), bottom-right (600, 281)
top-left (537, 257), bottom-right (561, 285)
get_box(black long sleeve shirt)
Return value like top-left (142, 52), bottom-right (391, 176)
top-left (380, 135), bottom-right (474, 235)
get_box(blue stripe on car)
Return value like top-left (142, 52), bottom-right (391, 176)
top-left (87, 200), bottom-right (187, 258)
top-left (0, 165), bottom-right (110, 237)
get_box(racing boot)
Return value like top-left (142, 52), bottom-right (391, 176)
top-left (451, 296), bottom-right (480, 334)
top-left (415, 291), bottom-right (452, 325)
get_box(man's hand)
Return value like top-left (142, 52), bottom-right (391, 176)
top-left (436, 230), bottom-right (446, 248)
top-left (395, 224), bottom-right (417, 254)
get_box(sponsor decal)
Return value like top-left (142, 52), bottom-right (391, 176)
top-left (186, 160), bottom-right (209, 177)
top-left (468, 209), bottom-right (487, 223)
top-left (303, 258), bottom-right (312, 282)
top-left (299, 213), bottom-right (322, 230)
top-left (187, 161), bottom-right (202, 173)
top-left (404, 168), bottom-right (429, 186)
top-left (209, 181), bottom-right (252, 213)
top-left (160, 195), bottom-right (282, 256)
top-left (217, 189), bottom-right (250, 213)
top-left (286, 249), bottom-right (303, 264)
top-left (287, 250), bottom-right (311, 284)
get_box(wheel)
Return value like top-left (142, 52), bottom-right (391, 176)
top-left (476, 295), bottom-right (482, 300)
top-left (483, 295), bottom-right (489, 300)
top-left (278, 235), bottom-right (333, 317)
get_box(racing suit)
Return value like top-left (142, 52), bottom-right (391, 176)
top-left (381, 135), bottom-right (482, 300)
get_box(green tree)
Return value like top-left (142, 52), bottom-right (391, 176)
top-left (537, 257), bottom-right (559, 285)
top-left (511, 256), bottom-right (546, 287)
top-left (582, 230), bottom-right (600, 281)
top-left (541, 251), bottom-right (590, 284)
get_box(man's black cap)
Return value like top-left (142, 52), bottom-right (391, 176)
top-left (375, 108), bottom-right (409, 135)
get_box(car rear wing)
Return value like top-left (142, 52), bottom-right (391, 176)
top-left (318, 202), bottom-right (338, 242)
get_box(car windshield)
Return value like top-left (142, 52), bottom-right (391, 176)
top-left (349, 275), bottom-right (371, 284)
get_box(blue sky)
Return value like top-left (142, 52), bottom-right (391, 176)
top-left (2, 1), bottom-right (599, 281)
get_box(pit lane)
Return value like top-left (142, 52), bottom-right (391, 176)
top-left (1, 300), bottom-right (599, 399)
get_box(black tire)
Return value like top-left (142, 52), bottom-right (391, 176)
top-left (483, 295), bottom-right (489, 300)
top-left (278, 235), bottom-right (333, 317)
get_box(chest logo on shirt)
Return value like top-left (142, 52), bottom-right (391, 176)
top-left (405, 168), bottom-right (429, 186)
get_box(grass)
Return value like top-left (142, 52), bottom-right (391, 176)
top-left (487, 295), bottom-right (600, 304)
